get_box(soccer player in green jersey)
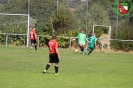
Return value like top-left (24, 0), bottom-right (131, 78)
top-left (82, 33), bottom-right (97, 55)
top-left (76, 29), bottom-right (87, 53)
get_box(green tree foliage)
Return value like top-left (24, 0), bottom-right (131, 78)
top-left (1, 0), bottom-right (28, 14)
top-left (30, 0), bottom-right (56, 22)
top-left (111, 12), bottom-right (133, 51)
top-left (57, 29), bottom-right (79, 48)
top-left (74, 2), bottom-right (87, 29)
top-left (94, 26), bottom-right (109, 38)
top-left (52, 5), bottom-right (79, 34)
top-left (88, 1), bottom-right (111, 26)
top-left (111, 28), bottom-right (133, 51)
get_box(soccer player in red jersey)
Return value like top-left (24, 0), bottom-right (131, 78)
top-left (30, 26), bottom-right (37, 52)
top-left (43, 34), bottom-right (60, 75)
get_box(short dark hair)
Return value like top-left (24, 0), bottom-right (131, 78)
top-left (88, 33), bottom-right (92, 37)
top-left (52, 34), bottom-right (57, 39)
top-left (81, 29), bottom-right (84, 31)
top-left (32, 26), bottom-right (35, 29)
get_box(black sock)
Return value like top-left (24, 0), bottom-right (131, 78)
top-left (79, 46), bottom-right (82, 51)
top-left (83, 47), bottom-right (84, 51)
top-left (55, 66), bottom-right (59, 73)
top-left (88, 49), bottom-right (93, 55)
top-left (45, 64), bottom-right (50, 71)
top-left (81, 46), bottom-right (84, 52)
top-left (82, 46), bottom-right (84, 52)
top-left (35, 44), bottom-right (37, 50)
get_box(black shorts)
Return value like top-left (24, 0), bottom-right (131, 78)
top-left (31, 39), bottom-right (37, 44)
top-left (49, 53), bottom-right (59, 63)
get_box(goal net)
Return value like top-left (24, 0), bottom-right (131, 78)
top-left (0, 0), bottom-right (36, 46)
top-left (93, 25), bottom-right (111, 51)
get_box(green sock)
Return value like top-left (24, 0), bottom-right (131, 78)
top-left (83, 50), bottom-right (88, 54)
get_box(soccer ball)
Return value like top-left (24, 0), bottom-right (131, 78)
top-left (75, 49), bottom-right (78, 53)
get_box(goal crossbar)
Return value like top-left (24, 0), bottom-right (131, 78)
top-left (93, 25), bottom-right (111, 50)
top-left (0, 13), bottom-right (28, 16)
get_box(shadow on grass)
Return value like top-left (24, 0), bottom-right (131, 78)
top-left (41, 72), bottom-right (52, 74)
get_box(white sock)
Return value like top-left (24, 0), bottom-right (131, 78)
top-left (31, 47), bottom-right (33, 50)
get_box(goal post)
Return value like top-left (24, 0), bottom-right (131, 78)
top-left (0, 0), bottom-right (31, 47)
top-left (27, 0), bottom-right (30, 47)
top-left (0, 13), bottom-right (30, 47)
top-left (93, 25), bottom-right (111, 51)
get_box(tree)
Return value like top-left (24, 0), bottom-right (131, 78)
top-left (48, 4), bottom-right (79, 34)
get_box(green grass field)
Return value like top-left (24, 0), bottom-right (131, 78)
top-left (0, 45), bottom-right (133, 88)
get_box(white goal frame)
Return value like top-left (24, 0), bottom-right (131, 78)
top-left (0, 0), bottom-right (30, 47)
top-left (93, 25), bottom-right (111, 51)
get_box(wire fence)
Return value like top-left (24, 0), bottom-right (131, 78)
top-left (1, 33), bottom-right (133, 52)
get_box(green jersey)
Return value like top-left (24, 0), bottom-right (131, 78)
top-left (76, 33), bottom-right (86, 45)
top-left (87, 36), bottom-right (97, 50)
top-left (88, 36), bottom-right (97, 45)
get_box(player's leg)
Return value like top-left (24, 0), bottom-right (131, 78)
top-left (34, 44), bottom-right (37, 51)
top-left (31, 44), bottom-right (34, 50)
top-left (30, 39), bottom-right (34, 50)
top-left (54, 64), bottom-right (59, 75)
top-left (82, 47), bottom-right (90, 55)
top-left (44, 63), bottom-right (52, 73)
top-left (81, 45), bottom-right (85, 52)
top-left (79, 44), bottom-right (84, 54)
top-left (44, 54), bottom-right (53, 73)
top-left (78, 41), bottom-right (83, 52)
top-left (34, 39), bottom-right (37, 52)
top-left (80, 41), bottom-right (85, 52)
top-left (54, 53), bottom-right (59, 74)
top-left (88, 49), bottom-right (93, 55)
top-left (88, 46), bottom-right (94, 55)
top-left (79, 44), bottom-right (82, 52)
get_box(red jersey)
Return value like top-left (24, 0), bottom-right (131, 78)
top-left (30, 29), bottom-right (36, 39)
top-left (48, 39), bottom-right (58, 54)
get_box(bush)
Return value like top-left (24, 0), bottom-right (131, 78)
top-left (111, 28), bottom-right (133, 52)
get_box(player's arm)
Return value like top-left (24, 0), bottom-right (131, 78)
top-left (85, 34), bottom-right (88, 42)
top-left (55, 47), bottom-right (60, 59)
top-left (72, 37), bottom-right (76, 41)
top-left (76, 33), bottom-right (80, 39)
top-left (86, 38), bottom-right (89, 42)
top-left (94, 38), bottom-right (97, 48)
top-left (72, 33), bottom-right (80, 41)
top-left (55, 43), bottom-right (60, 59)
top-left (94, 42), bottom-right (96, 48)
top-left (34, 32), bottom-right (37, 39)
top-left (72, 34), bottom-right (79, 41)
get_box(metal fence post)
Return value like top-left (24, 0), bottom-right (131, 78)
top-left (6, 33), bottom-right (8, 46)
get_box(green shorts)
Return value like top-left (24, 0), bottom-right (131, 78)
top-left (87, 44), bottom-right (95, 50)
top-left (78, 41), bottom-right (85, 45)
